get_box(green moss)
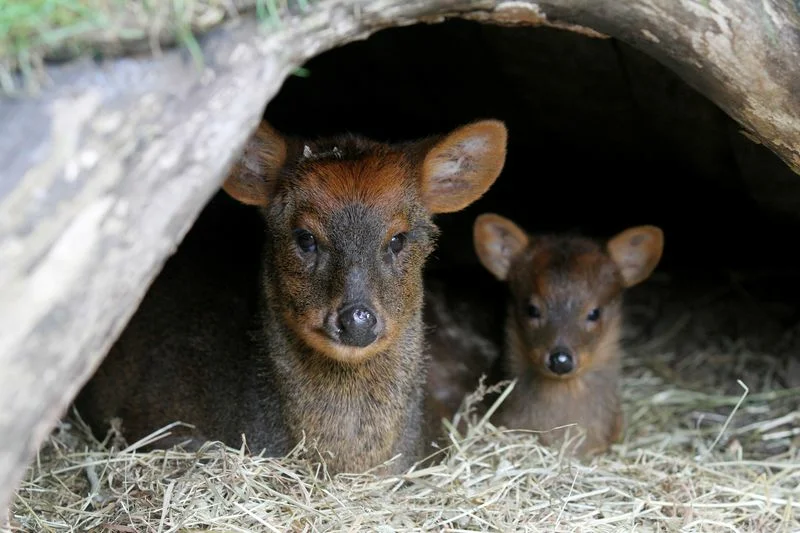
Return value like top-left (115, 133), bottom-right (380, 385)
top-left (0, 0), bottom-right (314, 93)
top-left (0, 0), bottom-right (111, 58)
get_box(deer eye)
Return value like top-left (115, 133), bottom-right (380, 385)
top-left (293, 229), bottom-right (317, 253)
top-left (526, 304), bottom-right (541, 319)
top-left (587, 307), bottom-right (602, 322)
top-left (389, 233), bottom-right (407, 254)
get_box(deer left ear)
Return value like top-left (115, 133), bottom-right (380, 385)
top-left (419, 119), bottom-right (508, 214)
top-left (607, 225), bottom-right (664, 287)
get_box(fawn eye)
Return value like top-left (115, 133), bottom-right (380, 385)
top-left (587, 307), bottom-right (602, 321)
top-left (526, 304), bottom-right (541, 319)
top-left (389, 233), bottom-right (407, 254)
top-left (293, 229), bottom-right (317, 253)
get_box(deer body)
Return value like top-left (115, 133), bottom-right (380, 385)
top-left (76, 119), bottom-right (507, 474)
top-left (459, 215), bottom-right (663, 456)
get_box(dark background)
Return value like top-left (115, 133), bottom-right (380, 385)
top-left (177, 19), bottom-right (800, 314)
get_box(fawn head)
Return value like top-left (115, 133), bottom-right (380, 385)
top-left (473, 214), bottom-right (663, 379)
top-left (223, 120), bottom-right (507, 364)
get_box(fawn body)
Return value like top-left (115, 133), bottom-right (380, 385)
top-left (472, 214), bottom-right (664, 456)
top-left (76, 119), bottom-right (507, 474)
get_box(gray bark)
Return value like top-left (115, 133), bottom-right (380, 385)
top-left (1, 0), bottom-right (798, 514)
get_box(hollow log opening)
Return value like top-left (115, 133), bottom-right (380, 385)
top-left (170, 18), bottom-right (800, 409)
top-left (264, 19), bottom-right (800, 273)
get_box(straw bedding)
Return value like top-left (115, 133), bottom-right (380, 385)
top-left (9, 270), bottom-right (800, 532)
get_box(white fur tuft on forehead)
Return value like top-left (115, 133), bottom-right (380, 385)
top-left (302, 144), bottom-right (344, 161)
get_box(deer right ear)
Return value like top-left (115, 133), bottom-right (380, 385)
top-left (473, 213), bottom-right (529, 281)
top-left (222, 121), bottom-right (288, 206)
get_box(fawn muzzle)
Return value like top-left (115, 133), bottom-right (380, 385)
top-left (547, 348), bottom-right (575, 376)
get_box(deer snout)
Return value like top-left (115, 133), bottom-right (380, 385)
top-left (546, 347), bottom-right (576, 376)
top-left (336, 302), bottom-right (381, 348)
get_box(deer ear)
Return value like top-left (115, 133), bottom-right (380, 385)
top-left (420, 120), bottom-right (507, 214)
top-left (607, 225), bottom-right (664, 287)
top-left (473, 213), bottom-right (529, 281)
top-left (223, 121), bottom-right (288, 206)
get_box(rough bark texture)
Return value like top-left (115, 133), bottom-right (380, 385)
top-left (0, 0), bottom-right (798, 514)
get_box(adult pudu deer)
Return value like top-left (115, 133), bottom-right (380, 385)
top-left (76, 119), bottom-right (508, 474)
top-left (472, 214), bottom-right (664, 456)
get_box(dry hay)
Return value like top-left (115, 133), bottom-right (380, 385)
top-left (9, 271), bottom-right (800, 532)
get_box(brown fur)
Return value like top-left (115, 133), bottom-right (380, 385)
top-left (76, 119), bottom-right (508, 475)
top-left (473, 214), bottom-right (664, 457)
top-left (422, 271), bottom-right (507, 441)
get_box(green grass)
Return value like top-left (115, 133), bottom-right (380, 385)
top-left (0, 0), bottom-right (315, 93)
top-left (0, 0), bottom-right (108, 69)
top-left (2, 1), bottom-right (122, 62)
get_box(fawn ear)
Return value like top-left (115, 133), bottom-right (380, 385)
top-left (473, 213), bottom-right (529, 281)
top-left (607, 225), bottom-right (664, 287)
top-left (223, 121), bottom-right (288, 206)
top-left (420, 119), bottom-right (508, 214)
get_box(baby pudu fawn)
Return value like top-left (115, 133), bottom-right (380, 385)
top-left (76, 119), bottom-right (508, 475)
top-left (473, 214), bottom-right (664, 456)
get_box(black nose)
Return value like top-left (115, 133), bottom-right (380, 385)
top-left (337, 304), bottom-right (379, 347)
top-left (547, 350), bottom-right (575, 375)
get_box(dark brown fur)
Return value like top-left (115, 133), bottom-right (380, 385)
top-left (473, 214), bottom-right (664, 456)
top-left (422, 269), bottom-right (507, 439)
top-left (76, 119), bottom-right (508, 474)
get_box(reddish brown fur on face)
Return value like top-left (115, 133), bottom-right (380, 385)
top-left (297, 151), bottom-right (411, 215)
top-left (505, 239), bottom-right (624, 380)
top-left (265, 149), bottom-right (430, 367)
top-left (249, 122), bottom-right (507, 472)
top-left (473, 214), bottom-right (664, 457)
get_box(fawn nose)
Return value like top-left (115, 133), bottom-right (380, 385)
top-left (337, 304), bottom-right (379, 347)
top-left (547, 349), bottom-right (575, 375)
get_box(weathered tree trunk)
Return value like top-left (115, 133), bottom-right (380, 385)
top-left (0, 0), bottom-right (798, 514)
